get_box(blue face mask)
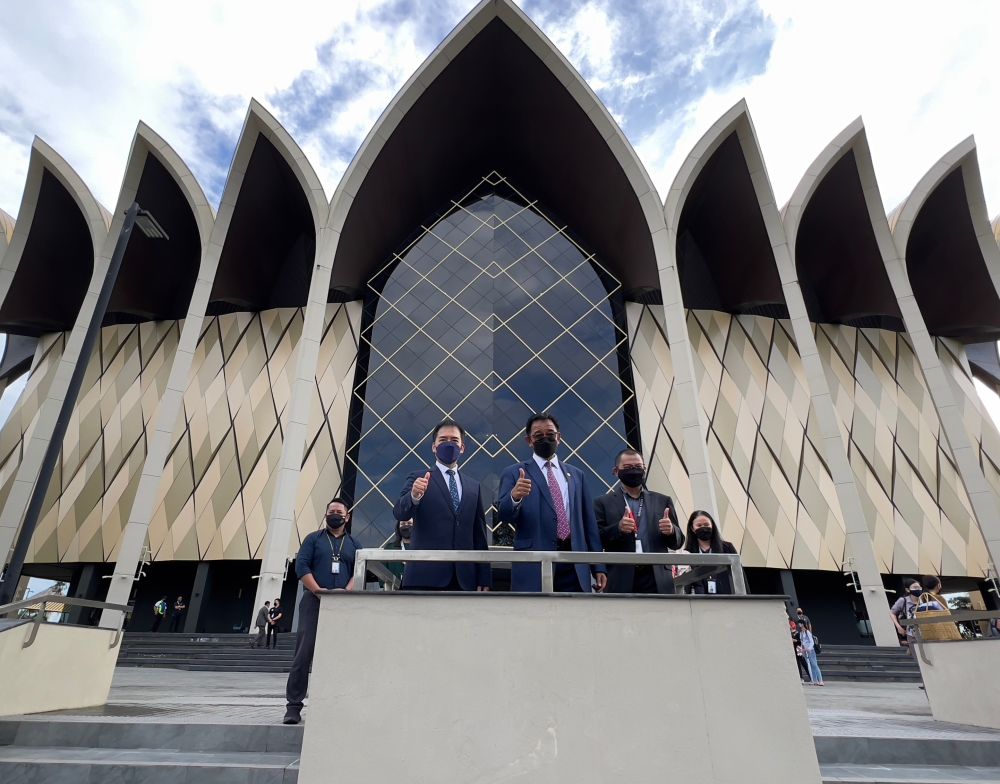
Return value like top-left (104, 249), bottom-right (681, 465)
top-left (435, 442), bottom-right (461, 465)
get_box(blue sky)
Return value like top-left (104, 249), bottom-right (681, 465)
top-left (0, 0), bottom-right (996, 219)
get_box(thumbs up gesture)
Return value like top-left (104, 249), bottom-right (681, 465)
top-left (658, 509), bottom-right (674, 536)
top-left (619, 505), bottom-right (637, 535)
top-left (511, 467), bottom-right (533, 501)
top-left (411, 471), bottom-right (432, 501)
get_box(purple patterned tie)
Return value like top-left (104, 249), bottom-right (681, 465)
top-left (545, 462), bottom-right (571, 541)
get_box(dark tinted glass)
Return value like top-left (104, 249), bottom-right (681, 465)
top-left (345, 177), bottom-right (635, 546)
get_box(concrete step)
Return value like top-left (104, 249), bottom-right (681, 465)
top-left (821, 764), bottom-right (1000, 782)
top-left (0, 718), bottom-right (303, 783)
top-left (0, 747), bottom-right (300, 783)
top-left (0, 720), bottom-right (302, 753)
top-left (815, 736), bottom-right (1000, 767)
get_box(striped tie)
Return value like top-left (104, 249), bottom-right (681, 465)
top-left (446, 469), bottom-right (460, 515)
top-left (545, 462), bottom-right (571, 541)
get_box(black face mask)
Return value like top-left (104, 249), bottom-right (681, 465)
top-left (694, 527), bottom-right (714, 542)
top-left (617, 468), bottom-right (645, 488)
top-left (532, 436), bottom-right (557, 460)
top-left (909, 589), bottom-right (923, 598)
top-left (326, 514), bottom-right (345, 530)
top-left (400, 529), bottom-right (411, 540)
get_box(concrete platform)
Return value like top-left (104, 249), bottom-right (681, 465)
top-left (2, 669), bottom-right (998, 783)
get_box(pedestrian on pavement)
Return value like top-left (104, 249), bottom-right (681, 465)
top-left (251, 600), bottom-right (270, 648)
top-left (799, 621), bottom-right (824, 686)
top-left (790, 618), bottom-right (811, 683)
top-left (266, 598), bottom-right (283, 649)
top-left (151, 596), bottom-right (167, 632)
top-left (795, 606), bottom-right (811, 629)
top-left (169, 595), bottom-right (187, 632)
top-left (890, 577), bottom-right (923, 652)
top-left (283, 497), bottom-right (359, 725)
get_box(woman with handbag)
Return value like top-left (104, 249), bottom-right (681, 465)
top-left (915, 575), bottom-right (962, 642)
top-left (798, 622), bottom-right (824, 686)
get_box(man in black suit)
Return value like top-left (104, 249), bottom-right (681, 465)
top-left (595, 447), bottom-right (684, 594)
top-left (393, 419), bottom-right (491, 591)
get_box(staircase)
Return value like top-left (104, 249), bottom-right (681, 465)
top-left (819, 644), bottom-right (922, 683)
top-left (0, 718), bottom-right (302, 782)
top-left (117, 632), bottom-right (297, 672)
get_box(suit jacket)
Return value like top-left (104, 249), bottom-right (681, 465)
top-left (684, 541), bottom-right (739, 595)
top-left (254, 607), bottom-right (268, 629)
top-left (497, 459), bottom-right (606, 592)
top-left (595, 488), bottom-right (684, 594)
top-left (394, 467), bottom-right (491, 590)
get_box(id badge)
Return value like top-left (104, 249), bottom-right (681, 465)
top-left (707, 579), bottom-right (717, 594)
top-left (634, 539), bottom-right (643, 553)
top-left (331, 561), bottom-right (341, 575)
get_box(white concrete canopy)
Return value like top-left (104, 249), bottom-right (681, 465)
top-left (0, 138), bottom-right (109, 591)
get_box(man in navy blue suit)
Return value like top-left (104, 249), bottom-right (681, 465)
top-left (498, 413), bottom-right (607, 592)
top-left (393, 419), bottom-right (491, 591)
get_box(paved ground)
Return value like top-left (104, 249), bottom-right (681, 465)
top-left (805, 681), bottom-right (1000, 740)
top-left (12, 668), bottom-right (1000, 745)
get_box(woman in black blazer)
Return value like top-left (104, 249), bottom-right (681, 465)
top-left (682, 510), bottom-right (739, 595)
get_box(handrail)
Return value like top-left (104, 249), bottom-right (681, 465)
top-left (352, 549), bottom-right (746, 595)
top-left (0, 592), bottom-right (133, 649)
top-left (899, 608), bottom-right (1000, 665)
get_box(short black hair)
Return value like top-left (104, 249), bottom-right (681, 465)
top-left (273, 598), bottom-right (281, 605)
top-left (327, 497), bottom-right (349, 511)
top-left (431, 419), bottom-right (465, 441)
top-left (525, 412), bottom-right (560, 436)
top-left (264, 600), bottom-right (270, 605)
top-left (615, 448), bottom-right (643, 466)
top-left (920, 575), bottom-right (941, 592)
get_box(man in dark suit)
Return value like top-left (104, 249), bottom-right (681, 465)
top-left (596, 448), bottom-right (684, 594)
top-left (393, 419), bottom-right (491, 591)
top-left (498, 412), bottom-right (607, 593)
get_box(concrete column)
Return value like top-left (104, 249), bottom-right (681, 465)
top-left (291, 580), bottom-right (306, 633)
top-left (98, 126), bottom-right (214, 629)
top-left (251, 224), bottom-right (334, 623)
top-left (778, 570), bottom-right (799, 616)
top-left (183, 562), bottom-right (211, 634)
top-left (739, 116), bottom-right (899, 647)
top-left (67, 564), bottom-right (100, 625)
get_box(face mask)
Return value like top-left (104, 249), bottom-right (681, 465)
top-left (400, 528), bottom-right (411, 540)
top-left (617, 468), bottom-right (644, 488)
top-left (532, 436), bottom-right (557, 460)
top-left (909, 589), bottom-right (922, 598)
top-left (435, 442), bottom-right (461, 465)
top-left (694, 527), bottom-right (714, 542)
top-left (326, 514), bottom-right (345, 530)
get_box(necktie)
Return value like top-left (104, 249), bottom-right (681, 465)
top-left (545, 462), bottom-right (571, 541)
top-left (446, 469), bottom-right (460, 515)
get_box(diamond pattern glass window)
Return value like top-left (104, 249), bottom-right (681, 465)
top-left (345, 174), bottom-right (637, 546)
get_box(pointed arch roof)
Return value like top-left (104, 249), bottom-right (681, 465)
top-left (782, 118), bottom-right (902, 329)
top-left (208, 100), bottom-right (327, 314)
top-left (0, 138), bottom-right (110, 336)
top-left (325, 0), bottom-right (663, 300)
top-left (663, 100), bottom-right (786, 316)
top-left (102, 122), bottom-right (215, 324)
top-left (890, 137), bottom-right (1000, 342)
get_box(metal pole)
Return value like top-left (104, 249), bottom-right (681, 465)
top-left (0, 202), bottom-right (140, 605)
top-left (540, 556), bottom-right (554, 593)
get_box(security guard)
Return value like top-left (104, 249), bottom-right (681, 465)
top-left (283, 497), bottom-right (359, 725)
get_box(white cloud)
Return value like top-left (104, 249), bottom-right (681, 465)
top-left (0, 0), bottom-right (461, 213)
top-left (637, 0), bottom-right (1000, 216)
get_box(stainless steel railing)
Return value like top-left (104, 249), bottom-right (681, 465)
top-left (0, 592), bottom-right (132, 649)
top-left (353, 549), bottom-right (746, 594)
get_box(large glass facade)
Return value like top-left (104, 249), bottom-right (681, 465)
top-left (344, 174), bottom-right (637, 545)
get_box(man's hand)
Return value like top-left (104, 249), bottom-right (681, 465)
top-left (411, 472), bottom-right (431, 501)
top-left (594, 573), bottom-right (607, 592)
top-left (619, 510), bottom-right (637, 535)
top-left (657, 512), bottom-right (673, 536)
top-left (511, 468), bottom-right (533, 501)
top-left (476, 586), bottom-right (491, 592)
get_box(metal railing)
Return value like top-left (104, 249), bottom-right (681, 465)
top-left (0, 592), bottom-right (132, 649)
top-left (353, 549), bottom-right (746, 594)
top-left (900, 609), bottom-right (1000, 664)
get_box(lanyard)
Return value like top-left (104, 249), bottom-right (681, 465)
top-left (325, 532), bottom-right (346, 562)
top-left (623, 490), bottom-right (644, 524)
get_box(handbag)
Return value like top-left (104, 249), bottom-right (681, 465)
top-left (915, 592), bottom-right (962, 641)
top-left (813, 635), bottom-right (822, 655)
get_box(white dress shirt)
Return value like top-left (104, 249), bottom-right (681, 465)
top-left (436, 460), bottom-right (462, 501)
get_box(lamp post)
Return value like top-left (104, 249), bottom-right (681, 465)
top-left (0, 202), bottom-right (168, 605)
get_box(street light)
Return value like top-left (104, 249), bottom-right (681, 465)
top-left (0, 202), bottom-right (168, 605)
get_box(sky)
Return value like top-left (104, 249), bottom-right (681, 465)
top-left (0, 0), bottom-right (999, 423)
